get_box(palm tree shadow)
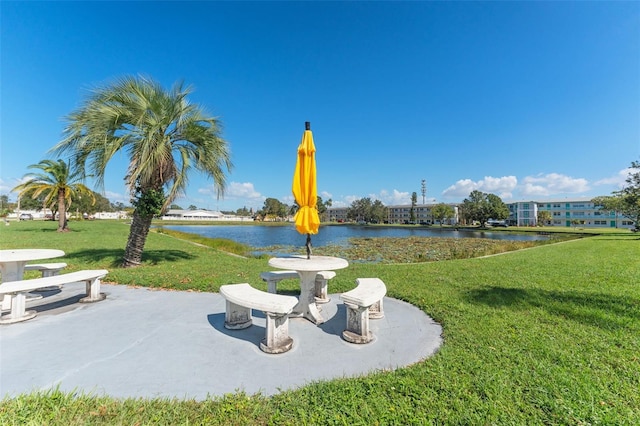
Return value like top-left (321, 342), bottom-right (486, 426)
top-left (64, 248), bottom-right (195, 268)
top-left (466, 286), bottom-right (639, 330)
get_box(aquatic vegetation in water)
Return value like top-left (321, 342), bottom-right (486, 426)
top-left (262, 236), bottom-right (549, 264)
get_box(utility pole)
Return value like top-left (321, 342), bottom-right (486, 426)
top-left (421, 179), bottom-right (426, 204)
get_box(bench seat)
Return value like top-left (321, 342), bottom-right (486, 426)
top-left (24, 262), bottom-right (68, 277)
top-left (220, 283), bottom-right (298, 354)
top-left (24, 262), bottom-right (68, 290)
top-left (340, 278), bottom-right (387, 344)
top-left (260, 270), bottom-right (336, 303)
top-left (0, 269), bottom-right (108, 324)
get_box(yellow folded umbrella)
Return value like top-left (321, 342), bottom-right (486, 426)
top-left (292, 122), bottom-right (320, 257)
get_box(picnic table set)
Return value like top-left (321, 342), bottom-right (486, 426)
top-left (0, 249), bottom-right (108, 324)
top-left (219, 123), bottom-right (387, 353)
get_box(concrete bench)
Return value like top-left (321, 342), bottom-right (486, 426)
top-left (220, 283), bottom-right (298, 354)
top-left (24, 262), bottom-right (68, 291)
top-left (0, 269), bottom-right (108, 324)
top-left (260, 270), bottom-right (336, 303)
top-left (24, 262), bottom-right (68, 277)
top-left (340, 278), bottom-right (387, 344)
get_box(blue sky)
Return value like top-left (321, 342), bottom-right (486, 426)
top-left (2, 1), bottom-right (639, 212)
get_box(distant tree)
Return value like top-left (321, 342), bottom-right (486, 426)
top-left (18, 194), bottom-right (45, 211)
top-left (487, 193), bottom-right (510, 221)
top-left (74, 190), bottom-right (113, 215)
top-left (370, 199), bottom-right (387, 223)
top-left (188, 205), bottom-right (198, 210)
top-left (410, 192), bottom-right (417, 223)
top-left (347, 197), bottom-right (372, 222)
top-left (593, 160), bottom-right (640, 231)
top-left (261, 198), bottom-right (288, 220)
top-left (346, 197), bottom-right (385, 223)
top-left (170, 204), bottom-right (182, 210)
top-left (0, 195), bottom-right (13, 217)
top-left (288, 202), bottom-right (298, 217)
top-left (456, 203), bottom-right (469, 225)
top-left (12, 159), bottom-right (95, 231)
top-left (431, 203), bottom-right (455, 226)
top-left (317, 196), bottom-right (332, 222)
top-left (235, 206), bottom-right (250, 216)
top-left (112, 201), bottom-right (127, 211)
top-left (52, 75), bottom-right (231, 266)
top-left (461, 190), bottom-right (508, 227)
top-left (537, 210), bottom-right (552, 226)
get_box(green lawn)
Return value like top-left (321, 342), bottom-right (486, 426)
top-left (0, 220), bottom-right (638, 425)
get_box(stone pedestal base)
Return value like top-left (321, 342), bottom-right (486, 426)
top-left (342, 302), bottom-right (373, 344)
top-left (224, 301), bottom-right (253, 329)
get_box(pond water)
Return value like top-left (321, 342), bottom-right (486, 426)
top-left (162, 224), bottom-right (549, 248)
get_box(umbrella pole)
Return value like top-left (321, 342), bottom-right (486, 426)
top-left (306, 233), bottom-right (312, 259)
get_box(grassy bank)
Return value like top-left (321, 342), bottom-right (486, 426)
top-left (0, 220), bottom-right (638, 424)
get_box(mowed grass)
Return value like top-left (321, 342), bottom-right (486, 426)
top-left (0, 220), bottom-right (638, 425)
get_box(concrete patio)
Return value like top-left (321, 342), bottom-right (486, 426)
top-left (0, 283), bottom-right (443, 400)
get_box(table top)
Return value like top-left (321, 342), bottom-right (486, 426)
top-left (268, 255), bottom-right (348, 271)
top-left (0, 249), bottom-right (65, 263)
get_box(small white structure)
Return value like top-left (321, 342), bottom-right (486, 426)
top-left (161, 209), bottom-right (252, 222)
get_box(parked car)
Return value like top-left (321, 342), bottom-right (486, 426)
top-left (19, 213), bottom-right (33, 221)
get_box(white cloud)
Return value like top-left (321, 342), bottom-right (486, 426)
top-left (332, 195), bottom-right (362, 207)
top-left (520, 183), bottom-right (549, 197)
top-left (442, 176), bottom-right (517, 200)
top-left (329, 200), bottom-right (348, 208)
top-left (320, 191), bottom-right (332, 200)
top-left (223, 182), bottom-right (262, 199)
top-left (0, 177), bottom-right (32, 201)
top-left (0, 179), bottom-right (14, 196)
top-left (193, 181), bottom-right (266, 210)
top-left (281, 194), bottom-right (295, 206)
top-left (368, 189), bottom-right (412, 205)
top-left (594, 168), bottom-right (632, 189)
top-left (104, 190), bottom-right (128, 204)
top-left (520, 173), bottom-right (589, 196)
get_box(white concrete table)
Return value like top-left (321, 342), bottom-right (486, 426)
top-left (268, 255), bottom-right (348, 324)
top-left (0, 249), bottom-right (65, 309)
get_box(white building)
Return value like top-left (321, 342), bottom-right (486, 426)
top-left (160, 209), bottom-right (253, 222)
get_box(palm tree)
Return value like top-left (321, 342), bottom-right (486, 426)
top-left (52, 75), bottom-right (232, 267)
top-left (12, 159), bottom-right (95, 232)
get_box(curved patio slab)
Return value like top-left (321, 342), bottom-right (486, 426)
top-left (0, 284), bottom-right (442, 400)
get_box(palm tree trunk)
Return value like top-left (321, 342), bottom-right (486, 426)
top-left (122, 211), bottom-right (153, 267)
top-left (57, 190), bottom-right (68, 232)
